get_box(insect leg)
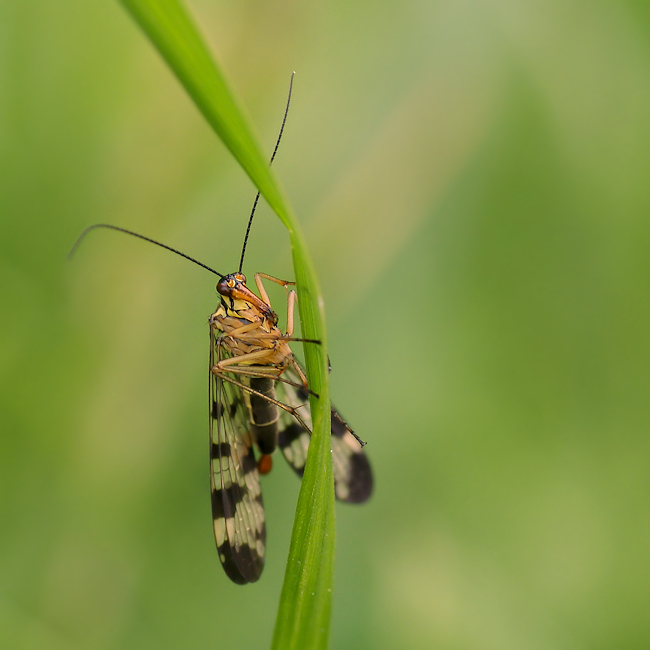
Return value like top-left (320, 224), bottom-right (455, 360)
top-left (285, 289), bottom-right (297, 337)
top-left (231, 331), bottom-right (321, 345)
top-left (253, 273), bottom-right (293, 307)
top-left (280, 282), bottom-right (319, 345)
top-left (212, 369), bottom-right (312, 433)
top-left (332, 410), bottom-right (367, 448)
top-left (290, 359), bottom-right (309, 387)
top-left (212, 347), bottom-right (286, 373)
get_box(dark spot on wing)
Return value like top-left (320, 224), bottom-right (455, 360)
top-left (211, 485), bottom-right (244, 519)
top-left (278, 422), bottom-right (305, 447)
top-left (340, 452), bottom-right (373, 503)
top-left (216, 540), bottom-right (265, 584)
top-left (211, 441), bottom-right (231, 459)
top-left (211, 442), bottom-right (258, 475)
top-left (212, 395), bottom-right (240, 420)
top-left (241, 450), bottom-right (258, 475)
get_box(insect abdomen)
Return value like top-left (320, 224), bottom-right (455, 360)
top-left (248, 376), bottom-right (279, 455)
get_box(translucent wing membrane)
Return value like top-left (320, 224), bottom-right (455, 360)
top-left (209, 339), bottom-right (266, 584)
top-left (277, 366), bottom-right (373, 504)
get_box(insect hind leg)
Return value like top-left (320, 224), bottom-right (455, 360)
top-left (332, 410), bottom-right (367, 448)
top-left (212, 368), bottom-right (313, 435)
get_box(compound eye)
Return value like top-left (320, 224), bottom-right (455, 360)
top-left (235, 273), bottom-right (246, 283)
top-left (216, 277), bottom-right (232, 296)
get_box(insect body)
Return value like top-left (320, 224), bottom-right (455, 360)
top-left (209, 272), bottom-right (372, 583)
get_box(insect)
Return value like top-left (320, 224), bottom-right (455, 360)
top-left (70, 78), bottom-right (372, 584)
top-left (208, 268), bottom-right (372, 583)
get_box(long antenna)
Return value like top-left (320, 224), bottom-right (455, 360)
top-left (68, 224), bottom-right (225, 278)
top-left (238, 71), bottom-right (295, 274)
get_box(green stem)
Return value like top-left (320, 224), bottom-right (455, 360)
top-left (119, 1), bottom-right (334, 646)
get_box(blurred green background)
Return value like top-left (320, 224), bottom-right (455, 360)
top-left (2, 0), bottom-right (650, 648)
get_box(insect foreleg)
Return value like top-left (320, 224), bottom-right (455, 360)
top-left (285, 289), bottom-right (297, 337)
top-left (280, 283), bottom-right (320, 348)
top-left (271, 283), bottom-right (304, 340)
top-left (253, 273), bottom-right (294, 307)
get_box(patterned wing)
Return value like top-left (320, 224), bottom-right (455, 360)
top-left (276, 367), bottom-right (373, 503)
top-left (209, 334), bottom-right (266, 584)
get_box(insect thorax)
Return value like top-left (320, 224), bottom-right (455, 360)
top-left (210, 302), bottom-right (294, 371)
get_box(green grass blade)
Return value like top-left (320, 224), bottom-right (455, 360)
top-left (118, 1), bottom-right (334, 646)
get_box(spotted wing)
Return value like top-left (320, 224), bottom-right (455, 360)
top-left (276, 366), bottom-right (373, 503)
top-left (209, 335), bottom-right (265, 584)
